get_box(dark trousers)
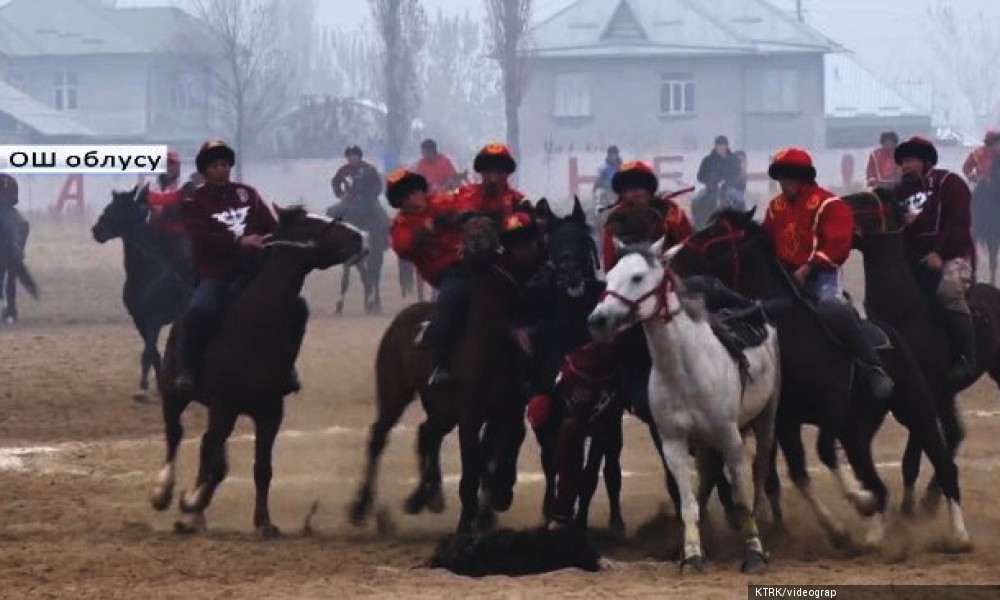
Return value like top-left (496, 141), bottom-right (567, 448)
top-left (425, 264), bottom-right (471, 366)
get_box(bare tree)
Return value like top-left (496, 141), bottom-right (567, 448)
top-left (484, 0), bottom-right (531, 159)
top-left (186, 0), bottom-right (298, 179)
top-left (928, 4), bottom-right (1000, 133)
top-left (369, 0), bottom-right (428, 171)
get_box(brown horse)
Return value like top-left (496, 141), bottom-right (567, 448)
top-left (150, 207), bottom-right (366, 537)
top-left (350, 216), bottom-right (532, 534)
top-left (845, 189), bottom-right (1000, 514)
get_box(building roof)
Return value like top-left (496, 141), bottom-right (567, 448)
top-left (0, 0), bottom-right (210, 56)
top-left (525, 0), bottom-right (842, 58)
top-left (825, 53), bottom-right (929, 119)
top-left (0, 79), bottom-right (96, 136)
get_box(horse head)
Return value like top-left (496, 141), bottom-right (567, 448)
top-left (841, 189), bottom-right (905, 240)
top-left (605, 200), bottom-right (663, 252)
top-left (546, 197), bottom-right (599, 297)
top-left (459, 214), bottom-right (500, 268)
top-left (270, 206), bottom-right (367, 270)
top-left (589, 238), bottom-right (693, 340)
top-left (92, 186), bottom-right (150, 243)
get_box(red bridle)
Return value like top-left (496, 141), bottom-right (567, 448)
top-left (681, 217), bottom-right (746, 289)
top-left (600, 265), bottom-right (682, 323)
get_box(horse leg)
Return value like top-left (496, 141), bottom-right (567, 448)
top-left (647, 421), bottom-right (682, 515)
top-left (839, 419), bottom-right (890, 550)
top-left (336, 266), bottom-right (349, 315)
top-left (534, 422), bottom-right (558, 522)
top-left (719, 424), bottom-right (767, 574)
top-left (404, 415), bottom-right (454, 515)
top-left (349, 376), bottom-right (413, 525)
top-left (818, 427), bottom-right (876, 515)
top-left (696, 449), bottom-right (737, 530)
top-left (923, 395), bottom-right (964, 516)
top-left (485, 409), bottom-right (526, 514)
top-left (371, 252), bottom-right (384, 313)
top-left (136, 323), bottom-right (160, 400)
top-left (151, 393), bottom-right (189, 511)
top-left (178, 403), bottom-right (239, 522)
top-left (2, 267), bottom-right (15, 323)
top-left (780, 420), bottom-right (849, 546)
top-left (660, 436), bottom-right (703, 572)
top-left (251, 401), bottom-right (284, 539)
top-left (603, 411), bottom-right (626, 536)
top-left (456, 419), bottom-right (484, 534)
top-left (900, 433), bottom-right (923, 516)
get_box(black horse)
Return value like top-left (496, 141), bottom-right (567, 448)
top-left (92, 186), bottom-right (191, 400)
top-left (671, 209), bottom-right (969, 550)
top-left (327, 201), bottom-right (388, 314)
top-left (0, 208), bottom-right (35, 323)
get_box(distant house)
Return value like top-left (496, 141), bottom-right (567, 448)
top-left (520, 0), bottom-right (842, 156)
top-left (0, 0), bottom-right (213, 151)
top-left (824, 53), bottom-right (933, 149)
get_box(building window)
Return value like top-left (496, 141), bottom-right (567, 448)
top-left (171, 72), bottom-right (203, 112)
top-left (54, 70), bottom-right (78, 111)
top-left (659, 73), bottom-right (695, 116)
top-left (745, 68), bottom-right (800, 113)
top-left (553, 73), bottom-right (591, 118)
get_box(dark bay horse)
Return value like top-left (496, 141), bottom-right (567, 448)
top-left (972, 159), bottom-right (1000, 285)
top-left (151, 207), bottom-right (365, 536)
top-left (327, 201), bottom-right (389, 314)
top-left (92, 186), bottom-right (191, 400)
top-left (671, 209), bottom-right (969, 550)
top-left (0, 208), bottom-right (36, 323)
top-left (845, 189), bottom-right (1000, 515)
top-left (350, 216), bottom-right (531, 534)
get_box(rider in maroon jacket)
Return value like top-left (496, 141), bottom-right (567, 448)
top-left (174, 139), bottom-right (295, 392)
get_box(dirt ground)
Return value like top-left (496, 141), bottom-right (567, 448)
top-left (2, 219), bottom-right (1000, 599)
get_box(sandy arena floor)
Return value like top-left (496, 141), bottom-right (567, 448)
top-left (1, 219), bottom-right (1000, 598)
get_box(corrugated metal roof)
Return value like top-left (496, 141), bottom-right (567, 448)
top-left (525, 0), bottom-right (842, 58)
top-left (0, 0), bottom-right (209, 56)
top-left (825, 54), bottom-right (928, 119)
top-left (0, 79), bottom-right (96, 136)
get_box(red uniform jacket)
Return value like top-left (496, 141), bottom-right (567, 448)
top-left (601, 198), bottom-right (693, 271)
top-left (963, 147), bottom-right (996, 183)
top-left (900, 169), bottom-right (975, 262)
top-left (181, 182), bottom-right (278, 279)
top-left (762, 184), bottom-right (852, 271)
top-left (148, 178), bottom-right (196, 236)
top-left (389, 193), bottom-right (471, 287)
top-left (415, 155), bottom-right (458, 193)
top-left (455, 183), bottom-right (526, 219)
top-left (866, 148), bottom-right (899, 187)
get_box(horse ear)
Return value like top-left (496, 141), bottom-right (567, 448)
top-left (650, 236), bottom-right (667, 257)
top-left (746, 205), bottom-right (757, 220)
top-left (613, 236), bottom-right (627, 254)
top-left (535, 197), bottom-right (554, 220)
top-left (570, 195), bottom-right (586, 225)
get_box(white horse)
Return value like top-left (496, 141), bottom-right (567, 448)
top-left (588, 240), bottom-right (780, 573)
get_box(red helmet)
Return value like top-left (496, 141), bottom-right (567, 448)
top-left (768, 148), bottom-right (816, 181)
top-left (612, 160), bottom-right (659, 195)
top-left (499, 211), bottom-right (538, 247)
top-left (473, 143), bottom-right (516, 174)
top-left (385, 168), bottom-right (428, 209)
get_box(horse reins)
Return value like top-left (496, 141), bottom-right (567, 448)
top-left (682, 218), bottom-right (748, 290)
top-left (600, 264), bottom-right (682, 324)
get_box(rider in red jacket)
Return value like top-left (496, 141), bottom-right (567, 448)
top-left (454, 143), bottom-right (529, 220)
top-left (174, 139), bottom-right (286, 392)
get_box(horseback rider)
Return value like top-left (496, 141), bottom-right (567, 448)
top-left (694, 135), bottom-right (745, 211)
top-left (593, 146), bottom-right (622, 207)
top-left (332, 146), bottom-right (384, 207)
top-left (146, 150), bottom-right (195, 268)
top-left (866, 131), bottom-right (901, 189)
top-left (387, 169), bottom-right (473, 386)
top-left (763, 148), bottom-right (894, 399)
top-left (895, 136), bottom-right (977, 387)
top-left (0, 174), bottom-right (23, 261)
top-left (174, 139), bottom-right (298, 393)
top-left (600, 160), bottom-right (693, 271)
top-left (962, 130), bottom-right (1000, 185)
top-left (455, 143), bottom-right (530, 220)
top-left (414, 139), bottom-right (461, 193)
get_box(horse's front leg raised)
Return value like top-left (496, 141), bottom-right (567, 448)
top-left (251, 400), bottom-right (284, 539)
top-left (659, 436), bottom-right (703, 572)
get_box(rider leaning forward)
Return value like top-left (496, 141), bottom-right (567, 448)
top-left (763, 148), bottom-right (894, 399)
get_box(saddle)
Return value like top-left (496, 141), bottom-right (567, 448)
top-left (711, 304), bottom-right (770, 385)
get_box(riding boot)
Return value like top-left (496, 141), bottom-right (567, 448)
top-left (817, 301), bottom-right (894, 400)
top-left (175, 308), bottom-right (219, 391)
top-left (944, 309), bottom-right (977, 387)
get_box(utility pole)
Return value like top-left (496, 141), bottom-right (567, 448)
top-left (796, 0), bottom-right (804, 22)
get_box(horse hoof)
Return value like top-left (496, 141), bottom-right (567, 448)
top-left (426, 490), bottom-right (445, 514)
top-left (490, 488), bottom-right (513, 512)
top-left (375, 508), bottom-right (396, 536)
top-left (403, 490), bottom-right (426, 515)
top-left (476, 508), bottom-right (497, 533)
top-left (150, 486), bottom-right (173, 512)
top-left (942, 535), bottom-right (973, 554)
top-left (850, 490), bottom-right (879, 517)
top-left (173, 514), bottom-right (205, 535)
top-left (680, 554), bottom-right (705, 574)
top-left (257, 524), bottom-right (281, 540)
top-left (178, 488), bottom-right (204, 514)
top-left (742, 549), bottom-right (769, 574)
top-left (349, 489), bottom-right (373, 525)
top-left (609, 517), bottom-right (627, 540)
